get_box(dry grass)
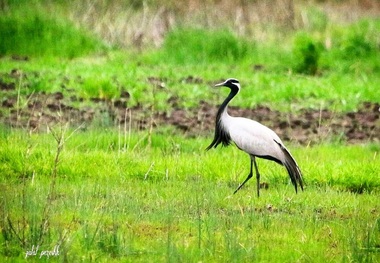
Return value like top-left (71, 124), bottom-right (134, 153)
top-left (62, 0), bottom-right (380, 48)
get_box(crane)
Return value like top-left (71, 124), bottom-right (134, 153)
top-left (206, 78), bottom-right (304, 197)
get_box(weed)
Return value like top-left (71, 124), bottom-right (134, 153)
top-left (0, 118), bottom-right (82, 260)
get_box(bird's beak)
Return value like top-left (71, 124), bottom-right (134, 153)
top-left (214, 81), bottom-right (226, 87)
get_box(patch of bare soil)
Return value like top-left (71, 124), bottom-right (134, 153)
top-left (157, 101), bottom-right (379, 144)
top-left (0, 76), bottom-right (379, 144)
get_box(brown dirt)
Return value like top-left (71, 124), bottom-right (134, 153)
top-left (157, 101), bottom-right (380, 144)
top-left (0, 77), bottom-right (379, 144)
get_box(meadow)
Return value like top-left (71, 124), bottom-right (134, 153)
top-left (1, 0), bottom-right (380, 262)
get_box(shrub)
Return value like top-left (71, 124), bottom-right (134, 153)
top-left (292, 32), bottom-right (322, 75)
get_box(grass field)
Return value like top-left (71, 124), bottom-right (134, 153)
top-left (1, 0), bottom-right (380, 262)
top-left (1, 130), bottom-right (379, 262)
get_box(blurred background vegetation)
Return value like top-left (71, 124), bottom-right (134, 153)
top-left (0, 0), bottom-right (379, 74)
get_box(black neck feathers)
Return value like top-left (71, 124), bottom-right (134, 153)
top-left (206, 88), bottom-right (238, 150)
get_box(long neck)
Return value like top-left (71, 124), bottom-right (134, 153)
top-left (206, 89), bottom-right (238, 150)
top-left (216, 89), bottom-right (238, 122)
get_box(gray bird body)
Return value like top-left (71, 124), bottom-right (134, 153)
top-left (222, 113), bottom-right (284, 161)
top-left (207, 78), bottom-right (304, 196)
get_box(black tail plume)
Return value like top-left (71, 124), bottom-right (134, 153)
top-left (274, 140), bottom-right (304, 192)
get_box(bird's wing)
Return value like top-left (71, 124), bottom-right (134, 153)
top-left (227, 117), bottom-right (285, 162)
top-left (226, 116), bottom-right (304, 192)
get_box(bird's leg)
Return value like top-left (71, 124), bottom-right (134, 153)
top-left (233, 159), bottom-right (253, 194)
top-left (253, 157), bottom-right (260, 197)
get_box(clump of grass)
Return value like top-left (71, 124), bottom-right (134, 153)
top-left (81, 77), bottom-right (119, 99)
top-left (322, 19), bottom-right (380, 73)
top-left (0, 9), bottom-right (106, 58)
top-left (335, 20), bottom-right (378, 60)
top-left (158, 28), bottom-right (254, 64)
top-left (339, 33), bottom-right (374, 59)
top-left (292, 32), bottom-right (322, 75)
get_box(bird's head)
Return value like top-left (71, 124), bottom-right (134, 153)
top-left (214, 78), bottom-right (240, 93)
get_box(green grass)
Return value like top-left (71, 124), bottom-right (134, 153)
top-left (0, 8), bottom-right (107, 58)
top-left (0, 128), bottom-right (379, 262)
top-left (157, 28), bottom-right (253, 64)
top-left (1, 53), bottom-right (379, 112)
